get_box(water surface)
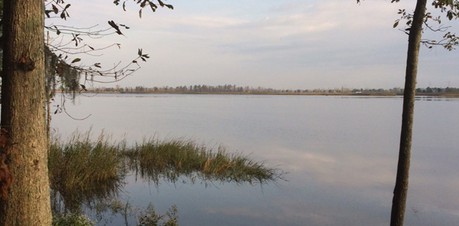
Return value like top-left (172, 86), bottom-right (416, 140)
top-left (52, 94), bottom-right (459, 226)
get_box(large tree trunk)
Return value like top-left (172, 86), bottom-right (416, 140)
top-left (0, 0), bottom-right (52, 225)
top-left (390, 0), bottom-right (427, 225)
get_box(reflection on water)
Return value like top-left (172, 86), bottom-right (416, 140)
top-left (125, 140), bottom-right (283, 186)
top-left (52, 94), bottom-right (459, 226)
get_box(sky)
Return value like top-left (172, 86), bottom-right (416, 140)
top-left (46, 0), bottom-right (459, 90)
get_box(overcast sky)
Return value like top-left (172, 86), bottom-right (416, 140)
top-left (47, 0), bottom-right (459, 89)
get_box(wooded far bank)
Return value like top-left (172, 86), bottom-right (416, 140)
top-left (82, 85), bottom-right (459, 97)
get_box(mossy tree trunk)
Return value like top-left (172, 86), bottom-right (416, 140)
top-left (0, 0), bottom-right (52, 225)
top-left (390, 0), bottom-right (427, 225)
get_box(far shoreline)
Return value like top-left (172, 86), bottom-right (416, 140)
top-left (79, 90), bottom-right (459, 98)
top-left (77, 85), bottom-right (459, 98)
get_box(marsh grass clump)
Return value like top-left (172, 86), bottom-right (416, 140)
top-left (202, 151), bottom-right (280, 183)
top-left (52, 212), bottom-right (95, 226)
top-left (49, 131), bottom-right (283, 215)
top-left (124, 139), bottom-right (282, 184)
top-left (49, 132), bottom-right (125, 211)
top-left (138, 204), bottom-right (179, 226)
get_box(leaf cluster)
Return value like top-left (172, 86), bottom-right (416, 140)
top-left (45, 0), bottom-right (71, 20)
top-left (113, 0), bottom-right (174, 18)
top-left (360, 0), bottom-right (459, 50)
top-left (137, 48), bottom-right (150, 62)
top-left (108, 20), bottom-right (130, 35)
top-left (432, 0), bottom-right (459, 19)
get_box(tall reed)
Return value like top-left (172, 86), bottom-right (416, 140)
top-left (49, 132), bottom-right (125, 211)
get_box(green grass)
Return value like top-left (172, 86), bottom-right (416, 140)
top-left (52, 212), bottom-right (95, 226)
top-left (124, 139), bottom-right (281, 184)
top-left (49, 131), bottom-right (284, 212)
top-left (49, 132), bottom-right (125, 211)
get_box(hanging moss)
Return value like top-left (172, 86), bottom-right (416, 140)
top-left (45, 46), bottom-right (81, 100)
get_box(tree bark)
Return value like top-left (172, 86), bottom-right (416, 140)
top-left (390, 0), bottom-right (427, 225)
top-left (0, 0), bottom-right (52, 225)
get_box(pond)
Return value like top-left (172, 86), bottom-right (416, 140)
top-left (51, 94), bottom-right (459, 226)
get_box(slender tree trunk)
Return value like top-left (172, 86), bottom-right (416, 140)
top-left (0, 0), bottom-right (52, 225)
top-left (390, 0), bottom-right (427, 225)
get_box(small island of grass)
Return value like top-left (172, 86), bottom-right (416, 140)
top-left (48, 131), bottom-right (284, 225)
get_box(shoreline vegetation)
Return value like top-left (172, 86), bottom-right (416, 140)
top-left (49, 131), bottom-right (284, 225)
top-left (82, 85), bottom-right (459, 97)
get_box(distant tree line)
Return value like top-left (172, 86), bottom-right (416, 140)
top-left (416, 87), bottom-right (459, 94)
top-left (87, 85), bottom-right (459, 96)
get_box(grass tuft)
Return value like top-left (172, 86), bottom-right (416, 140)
top-left (124, 139), bottom-right (282, 184)
top-left (49, 131), bottom-right (125, 211)
top-left (49, 131), bottom-right (284, 212)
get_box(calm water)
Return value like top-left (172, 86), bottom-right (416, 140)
top-left (52, 94), bottom-right (459, 226)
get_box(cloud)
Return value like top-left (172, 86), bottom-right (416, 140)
top-left (47, 0), bottom-right (459, 89)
